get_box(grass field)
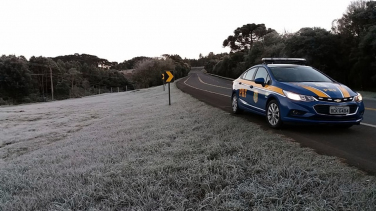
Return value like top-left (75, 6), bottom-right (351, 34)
top-left (0, 81), bottom-right (375, 210)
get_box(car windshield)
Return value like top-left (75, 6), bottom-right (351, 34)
top-left (269, 66), bottom-right (333, 82)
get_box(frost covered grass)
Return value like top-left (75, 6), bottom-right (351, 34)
top-left (0, 82), bottom-right (375, 210)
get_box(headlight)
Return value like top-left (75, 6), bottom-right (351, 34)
top-left (354, 93), bottom-right (363, 102)
top-left (283, 90), bottom-right (316, 102)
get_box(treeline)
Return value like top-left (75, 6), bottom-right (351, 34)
top-left (0, 53), bottom-right (190, 105)
top-left (0, 54), bottom-right (132, 105)
top-left (197, 0), bottom-right (376, 91)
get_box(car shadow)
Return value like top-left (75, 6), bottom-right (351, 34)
top-left (234, 110), bottom-right (358, 135)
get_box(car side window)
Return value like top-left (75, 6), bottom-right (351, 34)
top-left (244, 67), bottom-right (257, 80)
top-left (254, 67), bottom-right (269, 81)
top-left (266, 75), bottom-right (271, 85)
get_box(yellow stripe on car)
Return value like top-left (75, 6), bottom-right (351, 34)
top-left (336, 84), bottom-right (351, 98)
top-left (299, 85), bottom-right (329, 97)
top-left (266, 85), bottom-right (285, 96)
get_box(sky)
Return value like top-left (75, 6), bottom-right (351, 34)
top-left (1, 0), bottom-right (355, 63)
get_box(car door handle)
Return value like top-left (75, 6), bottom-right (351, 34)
top-left (250, 85), bottom-right (253, 89)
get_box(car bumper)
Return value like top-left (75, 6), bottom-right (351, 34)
top-left (278, 97), bottom-right (365, 125)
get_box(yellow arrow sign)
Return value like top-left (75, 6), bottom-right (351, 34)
top-left (165, 71), bottom-right (174, 83)
top-left (162, 73), bottom-right (165, 80)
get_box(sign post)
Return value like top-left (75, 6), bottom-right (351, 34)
top-left (162, 71), bottom-right (174, 105)
top-left (168, 82), bottom-right (171, 105)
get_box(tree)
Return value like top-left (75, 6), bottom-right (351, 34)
top-left (52, 53), bottom-right (111, 68)
top-left (223, 23), bottom-right (275, 52)
top-left (0, 55), bottom-right (33, 103)
top-left (331, 0), bottom-right (376, 89)
top-left (162, 54), bottom-right (190, 79)
top-left (68, 68), bottom-right (81, 97)
top-left (332, 0), bottom-right (372, 37)
top-left (132, 58), bottom-right (176, 89)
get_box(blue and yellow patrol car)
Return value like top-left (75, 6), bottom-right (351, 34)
top-left (232, 58), bottom-right (365, 128)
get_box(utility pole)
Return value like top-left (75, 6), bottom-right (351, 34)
top-left (49, 66), bottom-right (54, 101)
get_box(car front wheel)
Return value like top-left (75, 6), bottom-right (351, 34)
top-left (266, 100), bottom-right (283, 128)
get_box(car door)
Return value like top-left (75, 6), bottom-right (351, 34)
top-left (252, 67), bottom-right (270, 113)
top-left (235, 70), bottom-right (248, 101)
top-left (238, 67), bottom-right (257, 110)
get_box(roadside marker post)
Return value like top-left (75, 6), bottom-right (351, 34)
top-left (168, 82), bottom-right (171, 105)
top-left (162, 71), bottom-right (174, 105)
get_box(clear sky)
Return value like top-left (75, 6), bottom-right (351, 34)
top-left (1, 0), bottom-right (354, 63)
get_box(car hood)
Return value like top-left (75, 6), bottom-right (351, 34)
top-left (278, 82), bottom-right (357, 98)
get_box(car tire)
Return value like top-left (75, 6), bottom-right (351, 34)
top-left (232, 93), bottom-right (243, 114)
top-left (266, 100), bottom-right (283, 128)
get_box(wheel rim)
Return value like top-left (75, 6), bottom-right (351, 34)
top-left (267, 103), bottom-right (280, 126)
top-left (232, 96), bottom-right (238, 112)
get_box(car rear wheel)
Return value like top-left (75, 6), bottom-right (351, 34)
top-left (266, 100), bottom-right (283, 128)
top-left (232, 93), bottom-right (242, 114)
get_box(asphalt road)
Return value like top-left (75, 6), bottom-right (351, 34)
top-left (177, 68), bottom-right (376, 175)
top-left (362, 99), bottom-right (376, 126)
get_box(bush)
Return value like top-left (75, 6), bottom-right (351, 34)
top-left (0, 98), bottom-right (7, 106)
top-left (55, 82), bottom-right (70, 99)
top-left (70, 86), bottom-right (85, 98)
top-left (22, 97), bottom-right (32, 103)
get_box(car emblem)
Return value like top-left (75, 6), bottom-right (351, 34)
top-left (334, 99), bottom-right (341, 102)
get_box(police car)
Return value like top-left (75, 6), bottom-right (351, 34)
top-left (232, 58), bottom-right (365, 128)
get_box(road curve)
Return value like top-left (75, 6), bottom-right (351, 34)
top-left (177, 68), bottom-right (376, 175)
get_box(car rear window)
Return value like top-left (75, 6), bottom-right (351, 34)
top-left (269, 66), bottom-right (333, 82)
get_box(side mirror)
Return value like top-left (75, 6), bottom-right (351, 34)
top-left (254, 78), bottom-right (265, 86)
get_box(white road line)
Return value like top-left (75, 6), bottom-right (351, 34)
top-left (197, 75), bottom-right (232, 90)
top-left (360, 122), bottom-right (376, 128)
top-left (203, 74), bottom-right (233, 86)
top-left (184, 76), bottom-right (231, 98)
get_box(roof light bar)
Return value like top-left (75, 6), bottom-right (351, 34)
top-left (262, 58), bottom-right (306, 65)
